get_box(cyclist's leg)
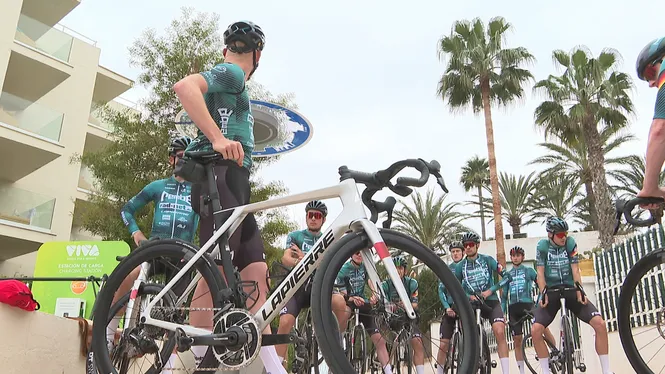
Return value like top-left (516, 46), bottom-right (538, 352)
top-left (567, 293), bottom-right (610, 373)
top-left (409, 325), bottom-right (425, 373)
top-left (275, 287), bottom-right (305, 363)
top-left (509, 303), bottom-right (529, 374)
top-left (362, 312), bottom-right (391, 374)
top-left (486, 300), bottom-right (509, 374)
top-left (331, 293), bottom-right (351, 341)
top-left (531, 294), bottom-right (559, 374)
top-left (437, 313), bottom-right (456, 374)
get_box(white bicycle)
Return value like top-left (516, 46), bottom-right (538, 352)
top-left (90, 151), bottom-right (480, 373)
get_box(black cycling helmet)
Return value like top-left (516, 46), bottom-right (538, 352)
top-left (636, 37), bottom-right (665, 81)
top-left (393, 255), bottom-right (408, 268)
top-left (449, 241), bottom-right (463, 251)
top-left (461, 232), bottom-right (481, 244)
top-left (305, 200), bottom-right (328, 217)
top-left (510, 246), bottom-right (525, 256)
top-left (168, 136), bottom-right (192, 156)
top-left (223, 21), bottom-right (265, 52)
top-left (546, 216), bottom-right (569, 233)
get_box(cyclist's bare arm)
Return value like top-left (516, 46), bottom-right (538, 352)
top-left (642, 82), bottom-right (665, 194)
top-left (536, 265), bottom-right (547, 306)
top-left (173, 74), bottom-right (225, 145)
top-left (281, 244), bottom-right (301, 267)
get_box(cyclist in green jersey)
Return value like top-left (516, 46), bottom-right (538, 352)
top-left (635, 37), bottom-right (665, 202)
top-left (501, 246), bottom-right (555, 374)
top-left (274, 201), bottom-right (327, 366)
top-left (173, 21), bottom-right (285, 371)
top-left (331, 251), bottom-right (393, 374)
top-left (435, 242), bottom-right (464, 374)
top-left (381, 256), bottom-right (425, 374)
top-left (531, 217), bottom-right (611, 374)
top-left (453, 232), bottom-right (512, 374)
top-left (108, 136), bottom-right (198, 374)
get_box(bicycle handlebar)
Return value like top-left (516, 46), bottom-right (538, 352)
top-left (339, 158), bottom-right (448, 227)
top-left (614, 196), bottom-right (665, 234)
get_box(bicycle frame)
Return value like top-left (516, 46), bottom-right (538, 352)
top-left (140, 177), bottom-right (416, 338)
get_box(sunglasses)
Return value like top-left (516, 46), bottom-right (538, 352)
top-left (643, 58), bottom-right (663, 81)
top-left (463, 242), bottom-right (476, 248)
top-left (553, 231), bottom-right (568, 239)
top-left (308, 211), bottom-right (323, 220)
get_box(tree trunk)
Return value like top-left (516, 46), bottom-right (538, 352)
top-left (480, 80), bottom-right (506, 268)
top-left (582, 174), bottom-right (598, 230)
top-left (582, 119), bottom-right (615, 249)
top-left (477, 185), bottom-right (487, 241)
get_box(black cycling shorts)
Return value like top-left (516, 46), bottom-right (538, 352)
top-left (532, 288), bottom-right (602, 328)
top-left (280, 281), bottom-right (312, 318)
top-left (508, 302), bottom-right (534, 336)
top-left (474, 299), bottom-right (505, 325)
top-left (347, 301), bottom-right (379, 335)
top-left (191, 161), bottom-right (265, 271)
top-left (439, 312), bottom-right (458, 340)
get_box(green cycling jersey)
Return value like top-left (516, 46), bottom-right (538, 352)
top-left (285, 229), bottom-right (322, 253)
top-left (454, 254), bottom-right (511, 302)
top-left (536, 236), bottom-right (579, 287)
top-left (501, 264), bottom-right (538, 312)
top-left (381, 276), bottom-right (418, 304)
top-left (438, 260), bottom-right (462, 309)
top-left (184, 62), bottom-right (255, 170)
top-left (120, 176), bottom-right (199, 242)
top-left (335, 260), bottom-right (368, 300)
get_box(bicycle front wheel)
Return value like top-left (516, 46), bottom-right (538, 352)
top-left (311, 229), bottom-right (479, 374)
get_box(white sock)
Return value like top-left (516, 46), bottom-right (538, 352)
top-left (384, 364), bottom-right (393, 374)
top-left (539, 358), bottom-right (550, 374)
top-left (500, 357), bottom-right (510, 374)
top-left (160, 353), bottom-right (177, 374)
top-left (436, 365), bottom-right (444, 374)
top-left (599, 354), bottom-right (611, 374)
top-left (106, 316), bottom-right (121, 346)
top-left (416, 365), bottom-right (424, 374)
top-left (260, 346), bottom-right (288, 374)
top-left (516, 360), bottom-right (525, 374)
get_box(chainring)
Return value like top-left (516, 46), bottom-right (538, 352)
top-left (212, 308), bottom-right (261, 370)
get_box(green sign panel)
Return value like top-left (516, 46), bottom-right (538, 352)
top-left (31, 241), bottom-right (130, 319)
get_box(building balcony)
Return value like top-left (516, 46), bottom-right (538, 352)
top-left (0, 91), bottom-right (63, 141)
top-left (0, 184), bottom-right (56, 259)
top-left (20, 0), bottom-right (81, 29)
top-left (14, 13), bottom-right (75, 64)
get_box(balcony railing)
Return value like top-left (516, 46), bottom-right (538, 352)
top-left (14, 13), bottom-right (74, 63)
top-left (0, 185), bottom-right (55, 230)
top-left (0, 91), bottom-right (64, 141)
top-left (78, 164), bottom-right (97, 192)
top-left (88, 99), bottom-right (137, 131)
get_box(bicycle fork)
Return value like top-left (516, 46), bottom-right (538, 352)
top-left (124, 261), bottom-right (152, 329)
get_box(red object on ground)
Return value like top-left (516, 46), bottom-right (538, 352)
top-left (0, 280), bottom-right (40, 311)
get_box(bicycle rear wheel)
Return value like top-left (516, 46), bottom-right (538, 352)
top-left (618, 248), bottom-right (665, 374)
top-left (91, 240), bottom-right (225, 374)
top-left (311, 229), bottom-right (478, 374)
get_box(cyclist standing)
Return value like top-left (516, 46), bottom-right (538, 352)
top-left (436, 241), bottom-right (464, 374)
top-left (501, 246), bottom-right (555, 374)
top-left (453, 231), bottom-right (512, 374)
top-left (332, 251), bottom-right (393, 374)
top-left (635, 37), bottom-right (665, 201)
top-left (381, 256), bottom-right (425, 374)
top-left (108, 136), bottom-right (198, 374)
top-left (173, 20), bottom-right (286, 372)
top-left (530, 217), bottom-right (611, 374)
top-left (274, 200), bottom-right (327, 367)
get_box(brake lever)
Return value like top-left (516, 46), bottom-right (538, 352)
top-left (389, 183), bottom-right (413, 197)
top-left (434, 172), bottom-right (448, 193)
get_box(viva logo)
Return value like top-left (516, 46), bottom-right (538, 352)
top-left (66, 244), bottom-right (100, 257)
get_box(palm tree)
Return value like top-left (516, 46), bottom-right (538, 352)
top-left (460, 156), bottom-right (490, 240)
top-left (529, 126), bottom-right (634, 229)
top-left (533, 46), bottom-right (634, 249)
top-left (393, 189), bottom-right (469, 254)
top-left (531, 173), bottom-right (582, 224)
top-left (476, 172), bottom-right (539, 235)
top-left (612, 155), bottom-right (665, 198)
top-left (437, 16), bottom-right (535, 267)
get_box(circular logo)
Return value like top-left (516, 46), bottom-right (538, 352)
top-left (71, 281), bottom-right (87, 295)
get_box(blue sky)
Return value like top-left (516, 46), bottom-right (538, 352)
top-left (62, 0), bottom-right (661, 239)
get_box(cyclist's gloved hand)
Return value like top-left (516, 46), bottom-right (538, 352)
top-left (446, 308), bottom-right (456, 318)
top-left (576, 289), bottom-right (587, 305)
top-left (539, 293), bottom-right (548, 308)
top-left (480, 289), bottom-right (492, 299)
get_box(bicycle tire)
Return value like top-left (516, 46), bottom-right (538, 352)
top-left (480, 328), bottom-right (490, 374)
top-left (310, 229), bottom-right (479, 374)
top-left (446, 330), bottom-right (460, 374)
top-left (305, 316), bottom-right (320, 374)
top-left (352, 325), bottom-right (367, 373)
top-left (618, 248), bottom-right (665, 374)
top-left (522, 332), bottom-right (559, 374)
top-left (92, 240), bottom-right (225, 374)
top-left (562, 317), bottom-right (574, 374)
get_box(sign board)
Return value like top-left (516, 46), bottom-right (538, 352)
top-left (174, 100), bottom-right (313, 157)
top-left (31, 241), bottom-right (130, 319)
